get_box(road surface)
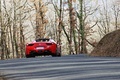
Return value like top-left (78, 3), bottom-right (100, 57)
top-left (0, 54), bottom-right (120, 80)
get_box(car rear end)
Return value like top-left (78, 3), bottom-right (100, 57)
top-left (25, 42), bottom-right (57, 58)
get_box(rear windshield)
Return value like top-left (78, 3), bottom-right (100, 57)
top-left (36, 38), bottom-right (50, 42)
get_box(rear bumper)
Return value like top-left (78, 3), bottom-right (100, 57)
top-left (26, 49), bottom-right (56, 56)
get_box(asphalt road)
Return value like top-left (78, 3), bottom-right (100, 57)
top-left (0, 54), bottom-right (120, 80)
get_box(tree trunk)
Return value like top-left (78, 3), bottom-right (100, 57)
top-left (19, 9), bottom-right (25, 58)
top-left (79, 0), bottom-right (87, 54)
top-left (68, 0), bottom-right (74, 54)
top-left (34, 0), bottom-right (46, 39)
top-left (58, 0), bottom-right (62, 51)
top-left (13, 0), bottom-right (19, 58)
top-left (0, 0), bottom-right (5, 60)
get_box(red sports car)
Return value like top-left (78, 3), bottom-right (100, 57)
top-left (25, 38), bottom-right (61, 58)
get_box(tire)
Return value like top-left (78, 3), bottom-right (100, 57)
top-left (52, 52), bottom-right (61, 57)
top-left (26, 55), bottom-right (31, 58)
top-left (26, 54), bottom-right (35, 58)
top-left (57, 52), bottom-right (61, 57)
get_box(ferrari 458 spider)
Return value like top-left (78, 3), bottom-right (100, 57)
top-left (25, 38), bottom-right (61, 58)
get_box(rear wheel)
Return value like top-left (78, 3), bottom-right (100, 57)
top-left (52, 48), bottom-right (61, 57)
top-left (56, 53), bottom-right (61, 57)
top-left (52, 53), bottom-right (61, 57)
top-left (26, 55), bottom-right (30, 58)
top-left (26, 54), bottom-right (35, 58)
top-left (26, 55), bottom-right (35, 58)
top-left (56, 46), bottom-right (61, 57)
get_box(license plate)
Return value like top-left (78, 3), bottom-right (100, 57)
top-left (36, 47), bottom-right (44, 49)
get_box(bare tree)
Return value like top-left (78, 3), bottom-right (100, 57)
top-left (68, 0), bottom-right (78, 54)
top-left (32, 0), bottom-right (47, 39)
top-left (0, 0), bottom-right (28, 59)
top-left (0, 0), bottom-right (11, 59)
top-left (0, 0), bottom-right (4, 59)
top-left (68, 0), bottom-right (74, 54)
top-left (77, 0), bottom-right (88, 54)
top-left (97, 0), bottom-right (111, 37)
top-left (50, 0), bottom-right (63, 54)
top-left (112, 4), bottom-right (120, 30)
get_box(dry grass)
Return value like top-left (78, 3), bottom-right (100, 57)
top-left (90, 29), bottom-right (120, 57)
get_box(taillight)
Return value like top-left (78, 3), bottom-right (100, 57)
top-left (46, 43), bottom-right (52, 45)
top-left (28, 44), bottom-right (34, 46)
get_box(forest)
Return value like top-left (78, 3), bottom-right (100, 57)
top-left (0, 0), bottom-right (120, 60)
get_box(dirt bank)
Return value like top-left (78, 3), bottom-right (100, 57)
top-left (90, 29), bottom-right (120, 57)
